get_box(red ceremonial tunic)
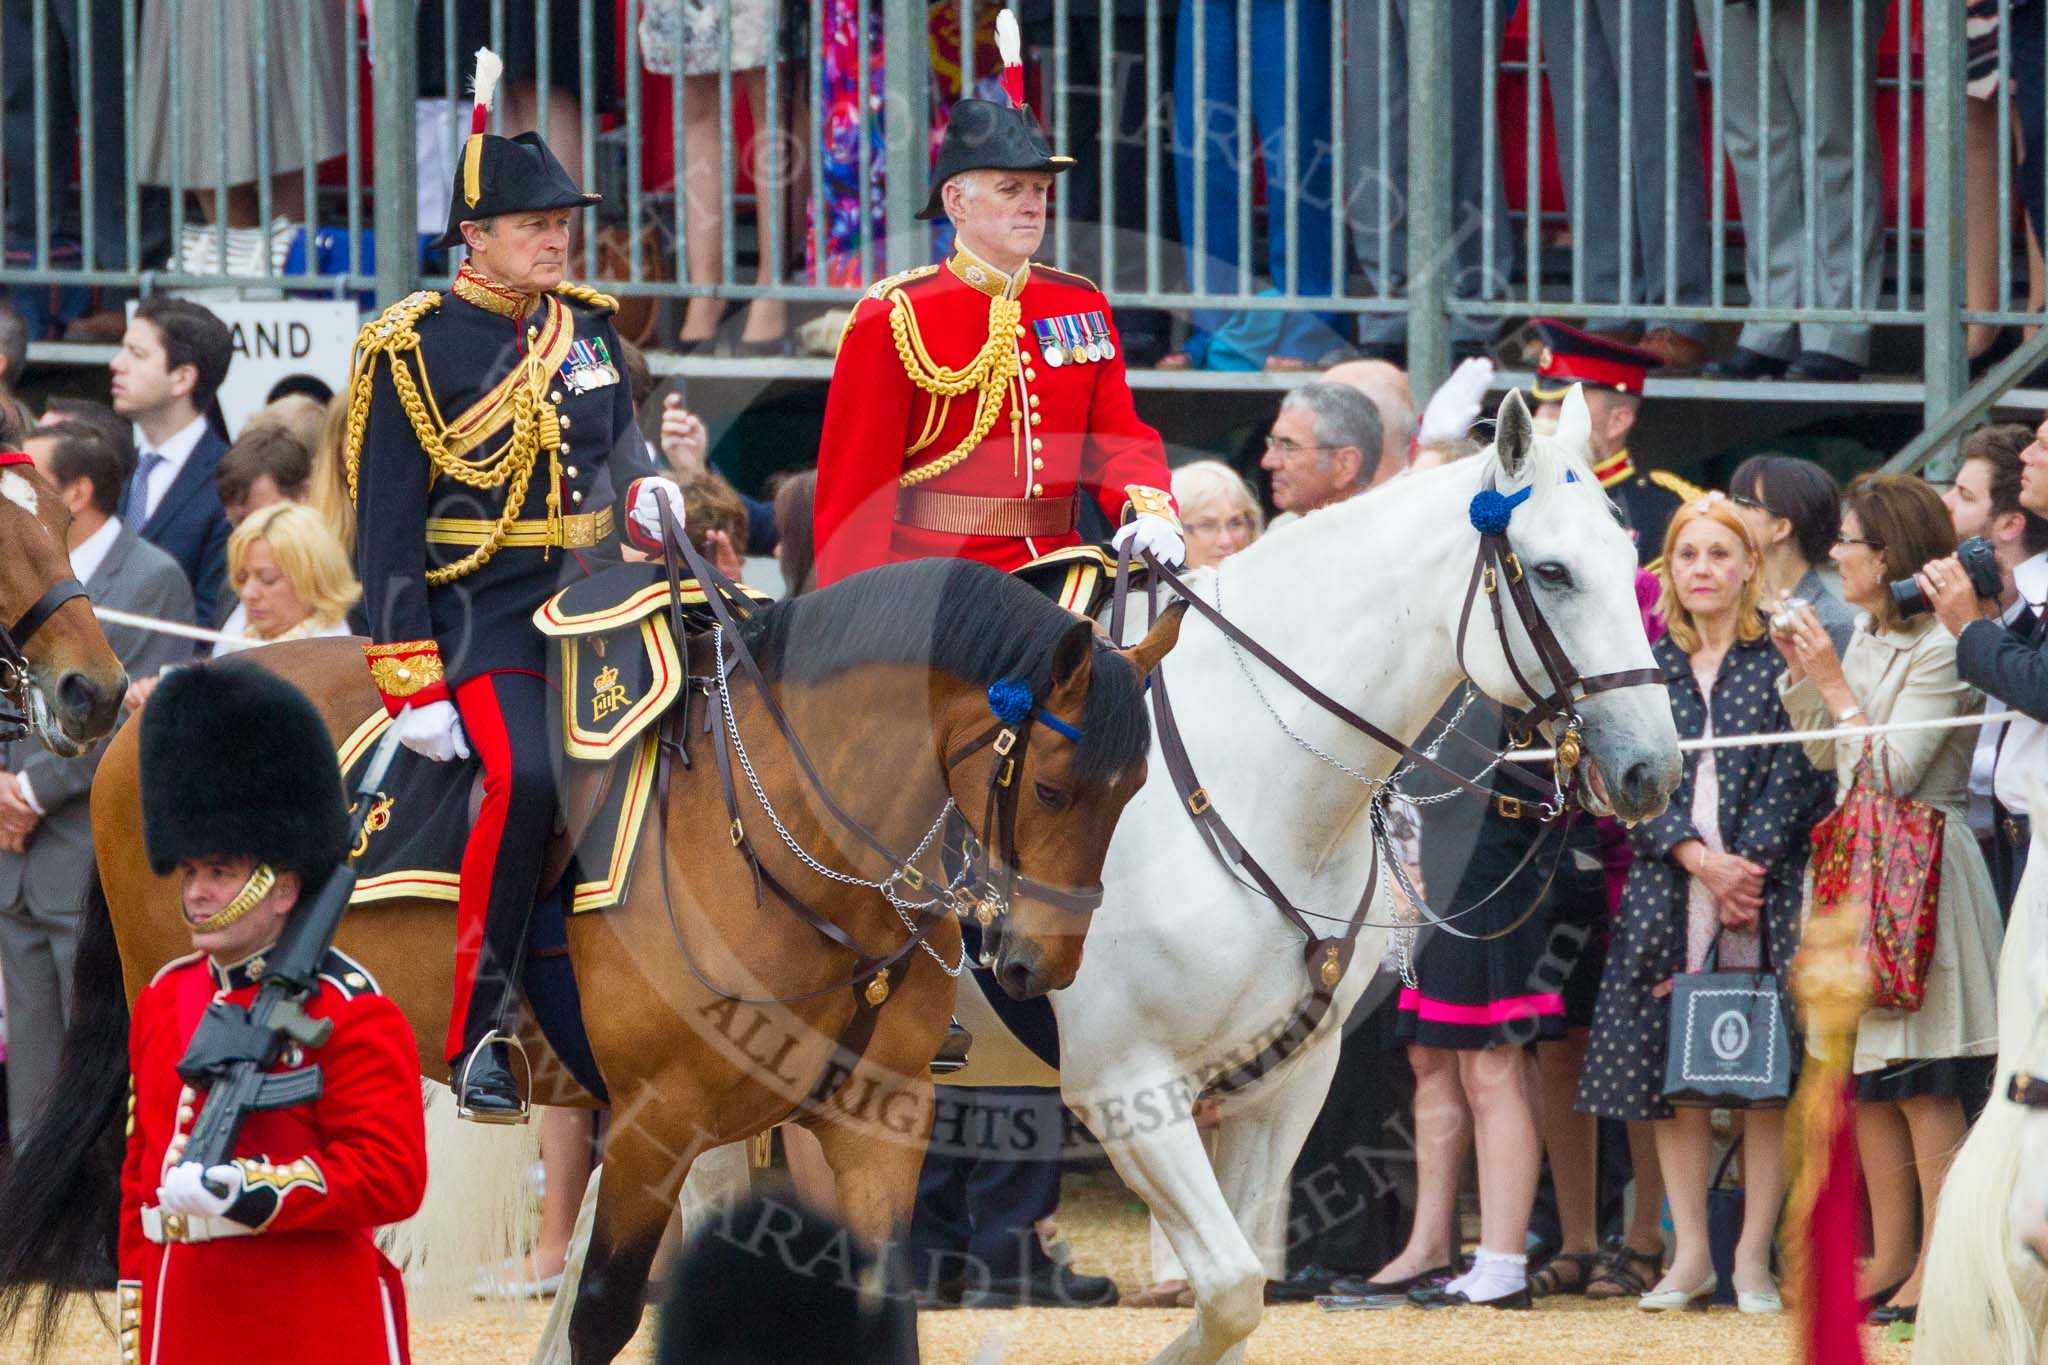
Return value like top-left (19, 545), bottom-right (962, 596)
top-left (118, 949), bottom-right (428, 1365)
top-left (813, 248), bottom-right (1175, 584)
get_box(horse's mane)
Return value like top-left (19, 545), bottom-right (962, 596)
top-left (738, 558), bottom-right (1150, 788)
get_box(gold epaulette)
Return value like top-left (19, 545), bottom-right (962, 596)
top-left (343, 291), bottom-right (444, 506)
top-left (554, 280), bottom-right (620, 315)
top-left (835, 265), bottom-right (942, 356)
top-left (1647, 468), bottom-right (1707, 503)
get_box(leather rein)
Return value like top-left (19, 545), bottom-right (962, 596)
top-left (1107, 476), bottom-right (1658, 1095)
top-left (649, 513), bottom-right (1100, 1021)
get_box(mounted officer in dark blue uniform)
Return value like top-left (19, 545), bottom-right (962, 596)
top-left (345, 51), bottom-right (686, 1122)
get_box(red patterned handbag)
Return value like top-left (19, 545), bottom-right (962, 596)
top-left (1807, 740), bottom-right (1943, 1011)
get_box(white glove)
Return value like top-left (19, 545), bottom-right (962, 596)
top-left (156, 1161), bottom-right (239, 1218)
top-left (395, 700), bottom-right (470, 763)
top-left (1417, 356), bottom-right (1496, 448)
top-left (1112, 514), bottom-right (1187, 569)
top-left (630, 476), bottom-right (689, 545)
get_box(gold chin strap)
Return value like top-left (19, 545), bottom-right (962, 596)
top-left (194, 864), bottom-right (277, 935)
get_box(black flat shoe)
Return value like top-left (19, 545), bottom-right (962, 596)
top-left (1409, 1284), bottom-right (1533, 1311)
top-left (1326, 1263), bottom-right (1459, 1298)
top-left (1868, 1300), bottom-right (1918, 1325)
top-left (1785, 350), bottom-right (1864, 382)
top-left (1266, 1263), bottom-right (1339, 1302)
top-left (960, 1261), bottom-right (1119, 1309)
top-left (1702, 346), bottom-right (1790, 380)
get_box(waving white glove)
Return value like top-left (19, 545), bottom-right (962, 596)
top-left (395, 700), bottom-right (470, 763)
top-left (156, 1161), bottom-right (239, 1218)
top-left (1112, 514), bottom-right (1186, 569)
top-left (1418, 356), bottom-right (1497, 448)
top-left (629, 476), bottom-right (689, 546)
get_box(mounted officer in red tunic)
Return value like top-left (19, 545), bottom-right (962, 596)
top-left (813, 21), bottom-right (1185, 587)
top-left (346, 52), bottom-right (687, 1120)
top-left (119, 663), bottom-right (428, 1365)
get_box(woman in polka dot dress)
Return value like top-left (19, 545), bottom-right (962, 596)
top-left (1575, 494), bottom-right (1831, 1314)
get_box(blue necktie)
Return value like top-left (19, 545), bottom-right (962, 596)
top-left (124, 450), bottom-right (165, 524)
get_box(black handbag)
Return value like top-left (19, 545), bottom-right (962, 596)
top-left (1661, 929), bottom-right (1795, 1110)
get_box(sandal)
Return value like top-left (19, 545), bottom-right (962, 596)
top-left (1584, 1238), bottom-right (1662, 1300)
top-left (1528, 1251), bottom-right (1600, 1298)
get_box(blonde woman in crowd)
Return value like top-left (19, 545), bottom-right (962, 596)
top-left (1170, 459), bottom-right (1263, 568)
top-left (124, 501), bottom-right (360, 710)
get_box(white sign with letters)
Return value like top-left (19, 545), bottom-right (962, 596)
top-left (128, 299), bottom-right (360, 436)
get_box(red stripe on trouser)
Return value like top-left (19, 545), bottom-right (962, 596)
top-left (448, 672), bottom-right (541, 1062)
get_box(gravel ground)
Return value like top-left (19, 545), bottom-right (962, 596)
top-left (0, 1173), bottom-right (1916, 1364)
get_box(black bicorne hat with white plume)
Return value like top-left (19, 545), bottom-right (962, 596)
top-left (918, 10), bottom-right (1075, 221)
top-left (433, 47), bottom-right (601, 250)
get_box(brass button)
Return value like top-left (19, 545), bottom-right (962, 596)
top-left (1033, 457), bottom-right (1045, 471)
top-left (1031, 482), bottom-right (1044, 496)
top-left (571, 490), bottom-right (585, 505)
top-left (527, 326), bottom-right (539, 339)
top-left (1014, 324), bottom-right (1025, 336)
top-left (559, 441), bottom-right (572, 454)
top-left (1029, 394), bottom-right (1040, 407)
top-left (1024, 369), bottom-right (1037, 382)
top-left (1029, 412), bottom-right (1041, 425)
top-left (565, 465), bottom-right (580, 479)
top-left (559, 417), bottom-right (572, 429)
top-left (550, 390), bottom-right (563, 403)
top-left (1031, 438), bottom-right (1044, 452)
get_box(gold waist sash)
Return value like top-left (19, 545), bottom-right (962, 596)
top-left (425, 506), bottom-right (613, 550)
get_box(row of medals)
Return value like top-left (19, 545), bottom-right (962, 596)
top-left (1038, 321), bottom-right (1116, 369)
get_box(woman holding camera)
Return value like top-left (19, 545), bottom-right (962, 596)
top-left (1774, 473), bottom-right (2004, 1325)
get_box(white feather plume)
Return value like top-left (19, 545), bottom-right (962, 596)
top-left (996, 9), bottom-right (1022, 68)
top-left (470, 47), bottom-right (503, 114)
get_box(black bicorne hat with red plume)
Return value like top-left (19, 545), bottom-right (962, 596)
top-left (917, 9), bottom-right (1075, 221)
top-left (433, 47), bottom-right (600, 250)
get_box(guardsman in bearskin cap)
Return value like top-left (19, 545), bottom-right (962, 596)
top-left (119, 663), bottom-right (427, 1365)
top-left (813, 9), bottom-right (1184, 587)
top-left (1527, 319), bottom-right (1703, 570)
top-left (347, 50), bottom-right (688, 1120)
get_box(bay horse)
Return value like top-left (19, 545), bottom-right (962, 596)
top-left (1, 557), bottom-right (1179, 1364)
top-left (949, 388), bottom-right (1682, 1364)
top-left (0, 451), bottom-right (128, 754)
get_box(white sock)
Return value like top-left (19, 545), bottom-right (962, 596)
top-left (1458, 1248), bottom-right (1528, 1303)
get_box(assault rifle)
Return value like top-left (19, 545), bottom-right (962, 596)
top-left (173, 724), bottom-right (405, 1196)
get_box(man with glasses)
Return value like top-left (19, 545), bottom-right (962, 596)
top-left (1258, 381), bottom-right (1383, 524)
top-left (1527, 320), bottom-right (1701, 569)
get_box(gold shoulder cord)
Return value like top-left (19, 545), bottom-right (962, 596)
top-left (554, 280), bottom-right (621, 313)
top-left (344, 291), bottom-right (560, 585)
top-left (1647, 468), bottom-right (1707, 503)
top-left (892, 289), bottom-right (1022, 487)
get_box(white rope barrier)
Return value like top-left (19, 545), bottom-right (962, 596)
top-left (93, 605), bottom-right (235, 648)
top-left (1511, 709), bottom-right (2022, 765)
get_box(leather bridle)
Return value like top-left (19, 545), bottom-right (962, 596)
top-left (1106, 473), bottom-right (1659, 1095)
top-left (0, 452), bottom-right (90, 745)
top-left (651, 512), bottom-right (1103, 1017)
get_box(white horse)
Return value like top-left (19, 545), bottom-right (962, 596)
top-left (1917, 790), bottom-right (2048, 1363)
top-left (949, 387), bottom-right (1682, 1364)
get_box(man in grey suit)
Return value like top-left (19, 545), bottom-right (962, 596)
top-left (0, 423), bottom-right (192, 1141)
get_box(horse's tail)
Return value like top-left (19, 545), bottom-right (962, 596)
top-left (1919, 863), bottom-right (2048, 1363)
top-left (0, 871), bottom-right (130, 1356)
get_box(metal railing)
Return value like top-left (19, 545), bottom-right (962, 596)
top-left (2, 0), bottom-right (2043, 446)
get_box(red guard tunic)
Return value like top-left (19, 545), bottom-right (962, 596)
top-left (117, 949), bottom-right (428, 1365)
top-left (814, 247), bottom-right (1176, 584)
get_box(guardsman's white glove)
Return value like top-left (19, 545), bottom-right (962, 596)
top-left (1112, 514), bottom-right (1186, 569)
top-left (395, 700), bottom-right (469, 763)
top-left (156, 1161), bottom-right (239, 1218)
top-left (1417, 356), bottom-right (1497, 449)
top-left (629, 476), bottom-right (689, 545)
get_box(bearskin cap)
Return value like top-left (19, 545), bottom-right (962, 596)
top-left (140, 662), bottom-right (349, 881)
